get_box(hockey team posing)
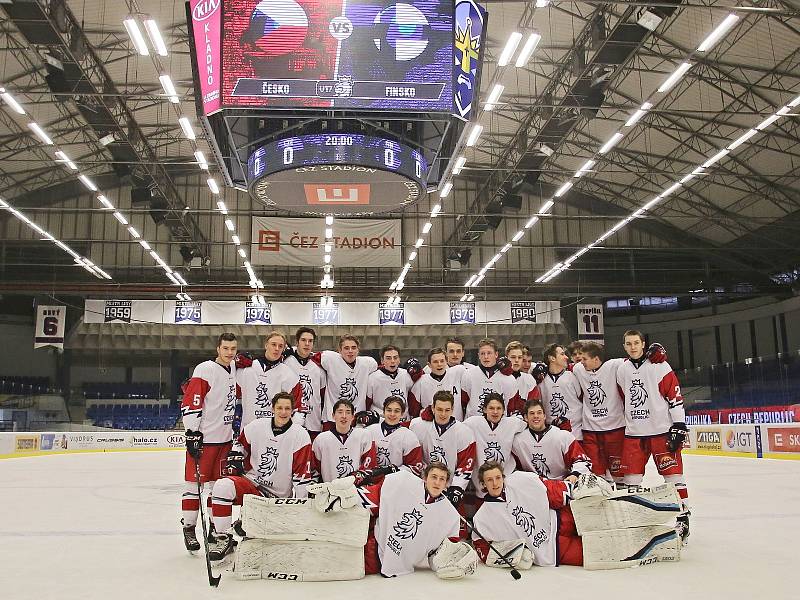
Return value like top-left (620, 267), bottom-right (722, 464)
top-left (180, 328), bottom-right (690, 578)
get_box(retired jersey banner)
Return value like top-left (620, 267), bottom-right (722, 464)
top-left (175, 301), bottom-right (202, 324)
top-left (244, 301), bottom-right (272, 324)
top-left (577, 303), bottom-right (604, 343)
top-left (251, 216), bottom-right (401, 267)
top-left (312, 303), bottom-right (339, 325)
top-left (379, 302), bottom-right (405, 325)
top-left (34, 305), bottom-right (66, 349)
top-left (449, 302), bottom-right (476, 324)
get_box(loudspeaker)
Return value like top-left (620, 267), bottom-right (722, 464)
top-left (149, 198), bottom-right (169, 225)
top-left (501, 193), bottom-right (523, 211)
top-left (131, 187), bottom-right (151, 204)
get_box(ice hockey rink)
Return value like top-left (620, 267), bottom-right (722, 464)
top-left (1, 451), bottom-right (797, 600)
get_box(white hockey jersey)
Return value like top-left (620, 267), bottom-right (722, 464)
top-left (360, 469), bottom-right (460, 578)
top-left (511, 426), bottom-right (591, 480)
top-left (616, 358), bottom-right (685, 436)
top-left (237, 358), bottom-right (302, 428)
top-left (472, 471), bottom-right (569, 567)
top-left (317, 351), bottom-right (378, 421)
top-left (409, 417), bottom-right (476, 490)
top-left (239, 419), bottom-right (313, 498)
top-left (572, 360), bottom-right (626, 432)
top-left (283, 350), bottom-right (327, 433)
top-left (537, 369), bottom-right (584, 440)
top-left (181, 359), bottom-right (238, 444)
top-left (311, 428), bottom-right (377, 483)
top-left (366, 421), bottom-right (424, 475)
top-left (408, 366), bottom-right (465, 420)
top-left (509, 371), bottom-right (540, 415)
top-left (464, 415), bottom-right (527, 496)
top-left (461, 365), bottom-right (519, 419)
top-left (367, 367), bottom-right (413, 417)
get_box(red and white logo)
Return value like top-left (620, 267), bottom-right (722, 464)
top-left (191, 0), bottom-right (221, 22)
top-left (304, 184), bottom-right (370, 205)
top-left (259, 229), bottom-right (280, 251)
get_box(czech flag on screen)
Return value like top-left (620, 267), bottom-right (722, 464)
top-left (245, 0), bottom-right (309, 56)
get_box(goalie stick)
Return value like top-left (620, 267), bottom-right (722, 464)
top-left (195, 461), bottom-right (221, 587)
top-left (458, 515), bottom-right (522, 580)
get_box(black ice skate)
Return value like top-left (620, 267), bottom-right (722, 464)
top-left (208, 533), bottom-right (237, 561)
top-left (181, 519), bottom-right (200, 553)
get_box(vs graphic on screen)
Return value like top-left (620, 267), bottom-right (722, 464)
top-left (222, 0), bottom-right (454, 111)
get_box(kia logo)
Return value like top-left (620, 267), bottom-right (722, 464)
top-left (167, 434), bottom-right (184, 444)
top-left (192, 0), bottom-right (220, 22)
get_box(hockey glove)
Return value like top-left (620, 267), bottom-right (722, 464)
top-left (420, 405), bottom-right (434, 422)
top-left (496, 356), bottom-right (514, 376)
top-left (646, 343), bottom-right (668, 364)
top-left (530, 362), bottom-right (548, 384)
top-left (429, 540), bottom-right (478, 579)
top-left (281, 346), bottom-right (294, 361)
top-left (308, 476), bottom-right (359, 513)
top-left (552, 416), bottom-right (572, 432)
top-left (185, 429), bottom-right (203, 459)
top-left (667, 422), bottom-right (688, 452)
top-left (443, 485), bottom-right (465, 507)
top-left (571, 473), bottom-right (614, 501)
top-left (234, 352), bottom-right (254, 370)
top-left (402, 357), bottom-right (423, 380)
top-left (223, 449), bottom-right (245, 476)
top-left (354, 410), bottom-right (380, 427)
top-left (231, 403), bottom-right (243, 438)
top-left (353, 465), bottom-right (398, 487)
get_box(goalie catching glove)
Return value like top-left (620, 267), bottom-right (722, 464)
top-left (485, 540), bottom-right (533, 570)
top-left (428, 539), bottom-right (478, 579)
top-left (571, 472), bottom-right (614, 501)
top-left (307, 476), bottom-right (360, 513)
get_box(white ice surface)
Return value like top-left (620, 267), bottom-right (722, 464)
top-left (2, 451), bottom-right (798, 600)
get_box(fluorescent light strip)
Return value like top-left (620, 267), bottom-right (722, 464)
top-left (452, 156), bottom-right (466, 175)
top-left (232, 235), bottom-right (241, 245)
top-left (143, 19), bottom-right (169, 56)
top-left (158, 75), bottom-right (178, 103)
top-left (422, 222), bottom-right (432, 234)
top-left (1, 91), bottom-right (26, 115)
top-left (512, 230), bottom-right (524, 242)
top-left (657, 62), bottom-right (693, 94)
top-left (28, 122), bottom-right (53, 145)
top-left (498, 32), bottom-right (522, 67)
top-left (728, 128), bottom-right (758, 151)
top-left (574, 159), bottom-right (596, 177)
top-left (515, 32), bottom-right (542, 67)
top-left (207, 178), bottom-right (220, 194)
top-left (178, 117), bottom-right (196, 140)
top-left (624, 102), bottom-right (653, 127)
top-left (697, 14), bottom-right (740, 52)
top-left (78, 174), bottom-right (97, 191)
top-left (554, 181), bottom-right (573, 197)
top-left (701, 148), bottom-right (730, 169)
top-left (466, 124), bottom-right (483, 147)
top-left (430, 204), bottom-right (442, 218)
top-left (194, 150), bottom-right (209, 170)
top-left (123, 18), bottom-right (149, 56)
top-left (539, 200), bottom-right (554, 214)
top-left (485, 84), bottom-right (504, 110)
top-left (440, 180), bottom-right (453, 198)
top-left (599, 132), bottom-right (624, 154)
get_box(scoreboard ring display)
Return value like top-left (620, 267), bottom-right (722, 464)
top-left (247, 133), bottom-right (428, 215)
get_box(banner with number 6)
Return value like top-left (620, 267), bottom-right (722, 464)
top-left (34, 305), bottom-right (66, 350)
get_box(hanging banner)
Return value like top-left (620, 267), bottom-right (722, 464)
top-left (34, 305), bottom-right (66, 349)
top-left (379, 302), bottom-right (405, 325)
top-left (313, 303), bottom-right (339, 325)
top-left (453, 0), bottom-right (488, 121)
top-left (188, 0), bottom-right (223, 115)
top-left (450, 302), bottom-right (476, 325)
top-left (175, 301), bottom-right (202, 324)
top-left (251, 216), bottom-right (401, 267)
top-left (244, 301), bottom-right (272, 325)
top-left (577, 303), bottom-right (604, 343)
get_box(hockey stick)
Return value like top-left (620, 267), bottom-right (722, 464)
top-left (194, 460), bottom-right (221, 587)
top-left (458, 515), bottom-right (522, 580)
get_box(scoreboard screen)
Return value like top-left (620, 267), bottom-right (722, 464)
top-left (221, 0), bottom-right (454, 111)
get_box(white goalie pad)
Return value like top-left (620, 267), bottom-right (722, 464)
top-left (570, 483), bottom-right (681, 534)
top-left (240, 496), bottom-right (369, 547)
top-left (234, 538), bottom-right (365, 582)
top-left (582, 525), bottom-right (681, 570)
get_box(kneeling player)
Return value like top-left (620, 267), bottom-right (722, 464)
top-left (356, 463), bottom-right (478, 578)
top-left (208, 392), bottom-right (313, 560)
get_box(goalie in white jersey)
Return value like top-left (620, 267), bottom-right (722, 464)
top-left (207, 392), bottom-right (313, 561)
top-left (617, 330), bottom-right (690, 543)
top-left (313, 334), bottom-right (378, 427)
top-left (538, 343), bottom-right (584, 439)
top-left (311, 399), bottom-right (377, 482)
top-left (365, 396), bottom-right (424, 474)
top-left (356, 464), bottom-right (478, 578)
top-left (283, 327), bottom-right (326, 437)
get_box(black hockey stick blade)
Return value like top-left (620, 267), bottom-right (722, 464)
top-left (195, 461), bottom-right (222, 587)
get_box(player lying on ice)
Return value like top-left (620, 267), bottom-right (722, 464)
top-left (472, 461), bottom-right (683, 570)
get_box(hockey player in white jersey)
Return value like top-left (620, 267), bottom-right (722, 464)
top-left (365, 396), bottom-right (423, 474)
top-left (617, 330), bottom-right (691, 542)
top-left (207, 392), bottom-right (314, 560)
top-left (512, 399), bottom-right (591, 482)
top-left (235, 331), bottom-right (302, 427)
top-left (538, 343), bottom-right (584, 439)
top-left (572, 342), bottom-right (627, 485)
top-left (180, 333), bottom-right (240, 553)
top-left (312, 399), bottom-right (377, 482)
top-left (410, 391), bottom-right (476, 510)
top-left (354, 463), bottom-right (478, 578)
top-left (461, 338), bottom-right (518, 418)
top-left (408, 347), bottom-right (465, 419)
top-left (504, 341), bottom-right (541, 415)
top-left (445, 337), bottom-right (474, 369)
top-left (365, 345), bottom-right (414, 419)
top-left (313, 334), bottom-right (378, 427)
top-left (464, 393), bottom-right (526, 498)
top-left (283, 327), bottom-right (326, 438)
top-left (567, 341), bottom-right (585, 365)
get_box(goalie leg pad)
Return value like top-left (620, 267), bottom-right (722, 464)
top-left (581, 525), bottom-right (681, 570)
top-left (485, 540), bottom-right (533, 570)
top-left (570, 483), bottom-right (681, 534)
top-left (428, 540), bottom-right (479, 580)
top-left (234, 538), bottom-right (365, 581)
top-left (240, 495), bottom-right (369, 546)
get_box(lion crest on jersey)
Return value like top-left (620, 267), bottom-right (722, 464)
top-left (224, 384), bottom-right (236, 413)
top-left (377, 445), bottom-right (391, 467)
top-left (484, 441), bottom-right (504, 463)
top-left (478, 388), bottom-right (495, 414)
top-left (587, 381), bottom-right (607, 407)
top-left (337, 455), bottom-right (354, 477)
top-left (429, 445), bottom-right (447, 465)
top-left (254, 381), bottom-right (271, 409)
top-left (512, 505), bottom-right (536, 537)
top-left (299, 374), bottom-right (313, 412)
top-left (549, 392), bottom-right (568, 419)
top-left (390, 387), bottom-right (405, 400)
top-left (257, 447), bottom-right (279, 480)
top-left (339, 377), bottom-right (358, 404)
top-left (531, 452), bottom-right (550, 477)
top-left (629, 379), bottom-right (648, 408)
top-left (392, 508), bottom-right (423, 540)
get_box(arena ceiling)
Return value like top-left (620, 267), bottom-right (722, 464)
top-left (0, 0), bottom-right (799, 302)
